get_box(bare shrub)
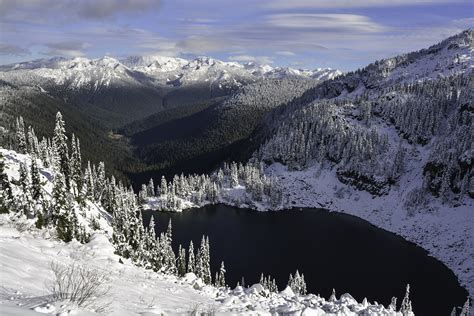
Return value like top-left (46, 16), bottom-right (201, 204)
top-left (48, 261), bottom-right (111, 312)
top-left (189, 303), bottom-right (218, 316)
top-left (13, 220), bottom-right (29, 233)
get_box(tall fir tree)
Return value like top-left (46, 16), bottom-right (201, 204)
top-left (53, 112), bottom-right (70, 189)
top-left (0, 152), bottom-right (13, 213)
top-left (177, 244), bottom-right (187, 277)
top-left (30, 157), bottom-right (42, 201)
top-left (160, 176), bottom-right (168, 196)
top-left (15, 117), bottom-right (27, 154)
top-left (69, 134), bottom-right (83, 196)
top-left (187, 240), bottom-right (195, 274)
top-left (215, 261), bottom-right (226, 288)
top-left (400, 284), bottom-right (413, 316)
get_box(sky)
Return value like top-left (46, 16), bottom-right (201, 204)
top-left (0, 0), bottom-right (472, 71)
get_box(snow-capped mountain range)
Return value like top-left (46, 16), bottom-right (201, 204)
top-left (0, 54), bottom-right (342, 91)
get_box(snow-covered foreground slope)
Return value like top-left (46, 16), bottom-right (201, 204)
top-left (0, 217), bottom-right (411, 316)
top-left (0, 148), bottom-right (412, 315)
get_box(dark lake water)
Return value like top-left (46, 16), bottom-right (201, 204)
top-left (142, 204), bottom-right (468, 315)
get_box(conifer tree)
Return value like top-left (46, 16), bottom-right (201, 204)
top-left (198, 236), bottom-right (212, 284)
top-left (139, 184), bottom-right (148, 203)
top-left (230, 163), bottom-right (239, 187)
top-left (95, 162), bottom-right (106, 202)
top-left (18, 162), bottom-right (34, 217)
top-left (187, 240), bottom-right (195, 273)
top-left (53, 112), bottom-right (70, 189)
top-left (30, 157), bottom-right (42, 201)
top-left (195, 247), bottom-right (203, 279)
top-left (18, 162), bottom-right (29, 193)
top-left (147, 178), bottom-right (155, 197)
top-left (400, 284), bottom-right (413, 315)
top-left (0, 152), bottom-right (13, 213)
top-left (177, 244), bottom-right (187, 277)
top-left (27, 126), bottom-right (39, 155)
top-left (83, 161), bottom-right (94, 199)
top-left (460, 298), bottom-right (470, 316)
top-left (216, 261), bottom-right (226, 288)
top-left (160, 176), bottom-right (168, 196)
top-left (329, 288), bottom-right (337, 302)
top-left (389, 297), bottom-right (397, 311)
top-left (15, 117), bottom-right (26, 154)
top-left (69, 134), bottom-right (83, 196)
top-left (52, 171), bottom-right (67, 217)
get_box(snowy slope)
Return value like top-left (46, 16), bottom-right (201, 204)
top-left (0, 217), bottom-right (411, 315)
top-left (0, 148), bottom-right (414, 315)
top-left (343, 29), bottom-right (473, 94)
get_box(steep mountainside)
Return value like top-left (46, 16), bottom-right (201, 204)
top-left (252, 29), bottom-right (473, 298)
top-left (258, 29), bottom-right (473, 198)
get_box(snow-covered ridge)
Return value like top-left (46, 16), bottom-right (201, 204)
top-left (357, 28), bottom-right (473, 89)
top-left (0, 54), bottom-right (341, 91)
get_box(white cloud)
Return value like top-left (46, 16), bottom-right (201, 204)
top-left (265, 14), bottom-right (387, 33)
top-left (228, 55), bottom-right (274, 64)
top-left (276, 51), bottom-right (296, 56)
top-left (42, 42), bottom-right (91, 57)
top-left (176, 36), bottom-right (229, 54)
top-left (264, 0), bottom-right (468, 9)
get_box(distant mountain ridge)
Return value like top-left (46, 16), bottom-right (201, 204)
top-left (0, 54), bottom-right (342, 91)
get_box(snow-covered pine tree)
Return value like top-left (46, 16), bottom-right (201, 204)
top-left (18, 162), bottom-right (35, 217)
top-left (29, 157), bottom-right (43, 219)
top-left (52, 171), bottom-right (73, 242)
top-left (52, 112), bottom-right (70, 189)
top-left (69, 134), bottom-right (83, 197)
top-left (329, 288), bottom-right (337, 302)
top-left (83, 161), bottom-right (94, 200)
top-left (15, 117), bottom-right (26, 154)
top-left (177, 244), bottom-right (187, 277)
top-left (27, 126), bottom-right (39, 156)
top-left (160, 176), bottom-right (168, 196)
top-left (147, 178), bottom-right (155, 197)
top-left (18, 162), bottom-right (29, 193)
top-left (0, 152), bottom-right (13, 213)
top-left (202, 236), bottom-right (212, 284)
top-left (392, 140), bottom-right (405, 179)
top-left (400, 284), bottom-right (413, 316)
top-left (230, 162), bottom-right (239, 187)
top-left (187, 240), bottom-right (195, 274)
top-left (95, 162), bottom-right (106, 203)
top-left (389, 297), bottom-right (397, 312)
top-left (459, 298), bottom-right (470, 316)
top-left (139, 184), bottom-right (148, 203)
top-left (160, 220), bottom-right (176, 274)
top-left (215, 261), bottom-right (226, 288)
top-left (30, 157), bottom-right (42, 201)
top-left (288, 270), bottom-right (307, 295)
top-left (195, 245), bottom-right (203, 279)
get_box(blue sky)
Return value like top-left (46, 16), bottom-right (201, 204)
top-left (0, 0), bottom-right (472, 71)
